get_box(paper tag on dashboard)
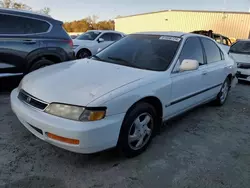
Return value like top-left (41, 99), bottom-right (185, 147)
top-left (159, 36), bottom-right (181, 42)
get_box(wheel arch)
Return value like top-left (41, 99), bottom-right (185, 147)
top-left (26, 48), bottom-right (66, 72)
top-left (124, 96), bottom-right (163, 132)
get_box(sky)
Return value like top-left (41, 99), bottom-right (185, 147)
top-left (22, 0), bottom-right (250, 22)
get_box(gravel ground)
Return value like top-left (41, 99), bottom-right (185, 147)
top-left (0, 80), bottom-right (250, 188)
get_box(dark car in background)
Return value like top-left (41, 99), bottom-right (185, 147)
top-left (0, 8), bottom-right (74, 78)
top-left (191, 30), bottom-right (232, 51)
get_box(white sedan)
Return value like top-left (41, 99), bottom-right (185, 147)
top-left (11, 32), bottom-right (237, 157)
top-left (73, 30), bottom-right (125, 59)
top-left (229, 39), bottom-right (250, 81)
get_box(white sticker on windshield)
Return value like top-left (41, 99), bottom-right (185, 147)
top-left (159, 36), bottom-right (181, 42)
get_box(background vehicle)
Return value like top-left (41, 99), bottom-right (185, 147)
top-left (229, 39), bottom-right (250, 81)
top-left (11, 32), bottom-right (236, 157)
top-left (0, 8), bottom-right (74, 78)
top-left (192, 30), bottom-right (232, 52)
top-left (73, 30), bottom-right (125, 59)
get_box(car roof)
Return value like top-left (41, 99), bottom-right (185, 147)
top-left (88, 30), bottom-right (124, 34)
top-left (0, 8), bottom-right (61, 23)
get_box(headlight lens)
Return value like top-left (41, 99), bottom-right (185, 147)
top-left (45, 103), bottom-right (106, 121)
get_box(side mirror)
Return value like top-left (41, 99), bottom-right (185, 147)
top-left (179, 59), bottom-right (199, 72)
top-left (98, 38), bottom-right (104, 43)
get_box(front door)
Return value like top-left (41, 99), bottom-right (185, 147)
top-left (165, 37), bottom-right (207, 118)
top-left (96, 33), bottom-right (122, 53)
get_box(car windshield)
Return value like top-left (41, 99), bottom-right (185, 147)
top-left (230, 41), bottom-right (250, 54)
top-left (76, 31), bottom-right (101, 40)
top-left (92, 34), bottom-right (181, 71)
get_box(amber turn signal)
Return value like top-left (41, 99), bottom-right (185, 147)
top-left (47, 132), bottom-right (80, 145)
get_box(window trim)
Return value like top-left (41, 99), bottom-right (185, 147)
top-left (201, 37), bottom-right (224, 64)
top-left (172, 36), bottom-right (206, 73)
top-left (0, 13), bottom-right (52, 36)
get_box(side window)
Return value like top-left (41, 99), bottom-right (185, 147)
top-left (0, 14), bottom-right (50, 35)
top-left (111, 33), bottom-right (122, 41)
top-left (100, 33), bottom-right (112, 41)
top-left (201, 38), bottom-right (222, 63)
top-left (179, 37), bottom-right (204, 66)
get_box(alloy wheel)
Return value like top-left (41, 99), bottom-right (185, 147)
top-left (128, 112), bottom-right (154, 151)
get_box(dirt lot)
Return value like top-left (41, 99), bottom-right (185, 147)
top-left (0, 80), bottom-right (250, 188)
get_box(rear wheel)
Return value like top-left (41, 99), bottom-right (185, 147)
top-left (29, 59), bottom-right (54, 72)
top-left (77, 49), bottom-right (91, 59)
top-left (214, 77), bottom-right (230, 106)
top-left (118, 102), bottom-right (157, 158)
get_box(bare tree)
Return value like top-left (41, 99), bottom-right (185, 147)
top-left (0, 0), bottom-right (50, 15)
top-left (0, 0), bottom-right (13, 8)
top-left (38, 7), bottom-right (51, 15)
top-left (13, 2), bottom-right (31, 10)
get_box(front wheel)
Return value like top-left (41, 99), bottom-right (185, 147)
top-left (76, 49), bottom-right (91, 59)
top-left (117, 102), bottom-right (157, 158)
top-left (214, 77), bottom-right (230, 106)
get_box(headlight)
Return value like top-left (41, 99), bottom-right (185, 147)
top-left (45, 103), bottom-right (106, 121)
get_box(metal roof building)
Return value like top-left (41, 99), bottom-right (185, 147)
top-left (115, 10), bottom-right (250, 39)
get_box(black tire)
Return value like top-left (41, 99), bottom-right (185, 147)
top-left (213, 77), bottom-right (230, 106)
top-left (77, 49), bottom-right (91, 59)
top-left (117, 102), bottom-right (157, 158)
top-left (29, 59), bottom-right (54, 72)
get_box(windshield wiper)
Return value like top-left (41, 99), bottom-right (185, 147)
top-left (108, 56), bottom-right (130, 65)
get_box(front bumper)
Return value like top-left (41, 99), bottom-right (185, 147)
top-left (236, 68), bottom-right (250, 81)
top-left (11, 88), bottom-right (125, 154)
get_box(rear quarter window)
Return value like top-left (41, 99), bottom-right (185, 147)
top-left (0, 14), bottom-right (50, 35)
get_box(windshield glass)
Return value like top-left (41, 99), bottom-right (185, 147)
top-left (230, 41), bottom-right (250, 54)
top-left (93, 34), bottom-right (180, 71)
top-left (76, 31), bottom-right (101, 40)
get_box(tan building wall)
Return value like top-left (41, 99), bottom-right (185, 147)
top-left (115, 10), bottom-right (250, 39)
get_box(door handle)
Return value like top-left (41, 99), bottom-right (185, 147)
top-left (23, 40), bottom-right (36, 44)
top-left (202, 71), bottom-right (207, 75)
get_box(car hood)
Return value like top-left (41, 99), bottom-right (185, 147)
top-left (21, 59), bottom-right (153, 106)
top-left (73, 39), bottom-right (93, 46)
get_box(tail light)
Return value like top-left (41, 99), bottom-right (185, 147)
top-left (64, 39), bottom-right (73, 48)
top-left (68, 39), bottom-right (73, 48)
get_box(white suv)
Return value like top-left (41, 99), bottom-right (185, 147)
top-left (73, 30), bottom-right (125, 59)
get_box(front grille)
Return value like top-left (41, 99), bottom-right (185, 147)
top-left (18, 89), bottom-right (48, 110)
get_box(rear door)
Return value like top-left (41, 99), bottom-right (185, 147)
top-left (167, 37), bottom-right (207, 118)
top-left (0, 13), bottom-right (49, 76)
top-left (200, 38), bottom-right (227, 97)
